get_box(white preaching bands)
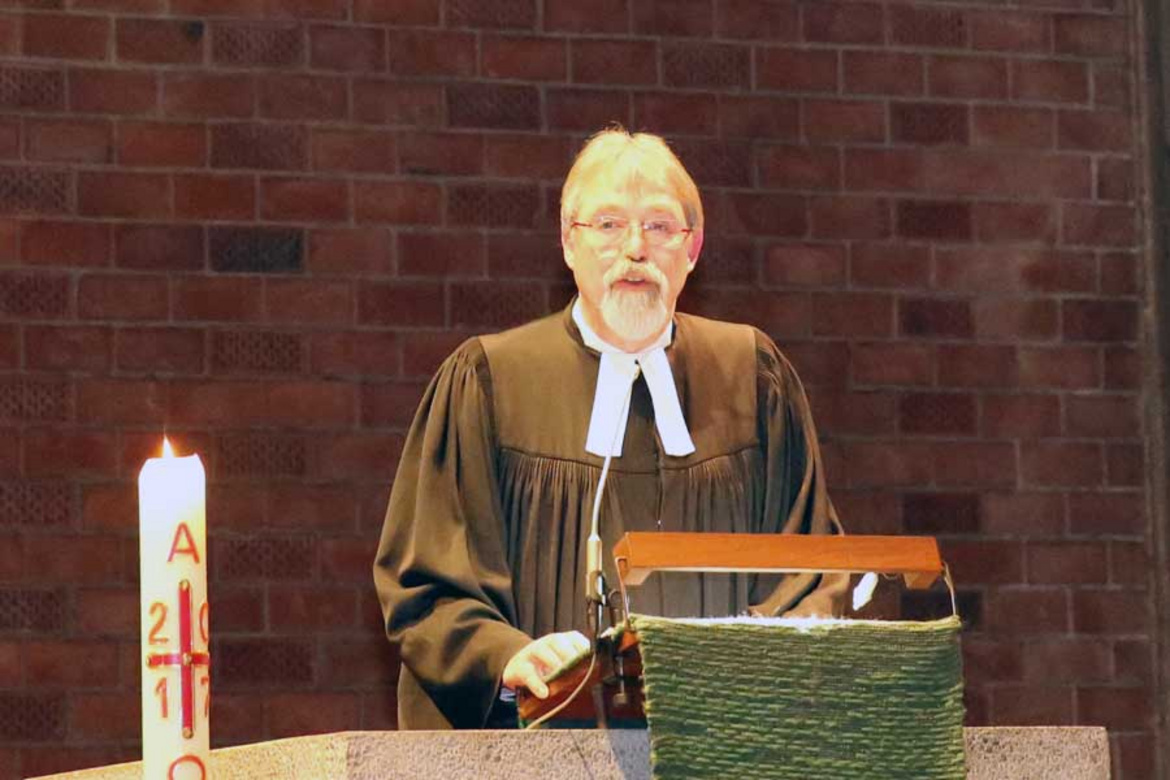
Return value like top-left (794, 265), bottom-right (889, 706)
top-left (572, 300), bottom-right (696, 459)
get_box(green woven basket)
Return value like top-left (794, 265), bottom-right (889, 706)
top-left (630, 613), bottom-right (966, 780)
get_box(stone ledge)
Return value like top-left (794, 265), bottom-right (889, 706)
top-left (29, 727), bottom-right (1110, 780)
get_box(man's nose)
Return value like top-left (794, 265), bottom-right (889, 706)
top-left (622, 222), bottom-right (648, 260)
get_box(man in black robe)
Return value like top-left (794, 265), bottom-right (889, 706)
top-left (373, 128), bottom-right (847, 730)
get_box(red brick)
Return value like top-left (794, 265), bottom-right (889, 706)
top-left (163, 72), bottom-right (255, 118)
top-left (1027, 542), bottom-right (1108, 584)
top-left (1063, 203), bottom-right (1136, 247)
top-left (77, 274), bottom-right (167, 321)
top-left (211, 122), bottom-right (307, 171)
top-left (23, 13), bottom-right (111, 60)
top-left (925, 150), bottom-right (1090, 199)
top-left (1097, 159), bottom-right (1135, 203)
top-left (117, 18), bottom-right (205, 64)
top-left (545, 0), bottom-right (628, 32)
top-left (398, 133), bottom-right (482, 177)
top-left (1092, 64), bottom-right (1130, 110)
top-left (485, 134), bottom-right (571, 180)
top-left (937, 345), bottom-right (1018, 388)
top-left (117, 121), bottom-right (206, 167)
top-left (1019, 346), bottom-right (1100, 389)
top-left (851, 342), bottom-right (933, 386)
top-left (450, 282), bottom-right (548, 329)
top-left (0, 326), bottom-right (18, 369)
top-left (270, 585), bottom-right (358, 630)
top-left (547, 87), bottom-right (631, 131)
top-left (487, 232), bottom-right (567, 280)
top-left (26, 119), bottom-right (112, 163)
top-left (1111, 542), bottom-right (1150, 587)
top-left (903, 491), bottom-right (981, 534)
top-left (1107, 444), bottom-right (1143, 488)
top-left (447, 0), bottom-right (536, 27)
top-left (841, 440), bottom-right (933, 488)
top-left (755, 146), bottom-right (837, 191)
top-left (361, 381), bottom-right (426, 427)
top-left (1054, 15), bottom-right (1126, 57)
top-left (321, 635), bottom-right (397, 686)
top-left (481, 34), bottom-right (566, 81)
top-left (933, 441), bottom-right (1017, 487)
top-left (972, 106), bottom-right (1054, 149)
top-left (1066, 393), bottom-right (1140, 439)
top-left (972, 202), bottom-right (1056, 242)
top-left (811, 292), bottom-right (892, 337)
top-left (810, 196), bottom-right (891, 240)
top-left (899, 297), bottom-right (972, 338)
top-left (352, 79), bottom-right (443, 126)
top-left (208, 585), bottom-right (265, 632)
top-left (632, 0), bottom-right (713, 37)
top-left (850, 243), bottom-right (929, 288)
top-left (894, 200), bottom-right (971, 241)
top-left (1105, 346), bottom-right (1140, 389)
top-left (265, 278), bottom-right (353, 326)
top-left (844, 148), bottom-right (923, 192)
top-left (929, 55), bottom-right (1008, 99)
top-left (76, 586), bottom-right (137, 636)
top-left (755, 47), bottom-right (838, 92)
top-left (981, 393), bottom-right (1059, 437)
top-left (77, 377), bottom-right (167, 424)
top-left (1074, 590), bottom-right (1148, 635)
top-left (448, 82), bottom-right (540, 130)
top-left (386, 29), bottom-right (475, 77)
top-left (992, 686), bottom-right (1075, 725)
top-left (973, 299), bottom-right (1057, 341)
top-left (211, 21), bottom-right (303, 68)
top-left (763, 243), bottom-right (844, 288)
top-left (687, 289), bottom-right (809, 337)
top-left (1020, 638), bottom-right (1110, 683)
top-left (943, 539), bottom-right (1023, 584)
top-left (890, 102), bottom-right (968, 146)
top-left (0, 120), bottom-right (18, 159)
top-left (718, 96), bottom-right (799, 139)
top-left (69, 692), bottom-right (139, 739)
top-left (24, 430), bottom-right (118, 478)
top-left (889, 4), bottom-right (967, 46)
top-left (844, 51), bottom-right (924, 96)
top-left (115, 327), bottom-right (205, 373)
top-left (982, 492), bottom-right (1065, 537)
top-left (26, 326), bottom-right (111, 372)
top-left (22, 220), bottom-right (110, 268)
top-left (115, 224), bottom-right (204, 271)
top-left (354, 0), bottom-right (437, 23)
top-left (359, 281), bottom-right (444, 327)
top-left (309, 23), bottom-right (385, 72)
top-left (1058, 109), bottom-right (1131, 152)
top-left (1022, 441), bottom-right (1102, 487)
top-left (804, 100), bottom-right (886, 142)
top-left (714, 0), bottom-right (796, 39)
top-left (174, 173), bottom-right (255, 221)
top-left (900, 391), bottom-right (976, 435)
top-left (170, 380), bottom-right (354, 427)
top-left (259, 177), bottom-right (349, 224)
top-left (803, 2), bottom-right (883, 43)
top-left (396, 231), bottom-right (484, 278)
top-left (935, 248), bottom-right (1094, 294)
top-left (806, 389), bottom-right (896, 436)
top-left (660, 41), bottom-right (749, 89)
top-left (310, 128), bottom-right (396, 174)
top-left (448, 183), bottom-right (540, 228)
top-left (1069, 492), bottom-right (1145, 536)
top-left (572, 39), bottom-right (657, 85)
top-left (268, 484), bottom-right (356, 533)
top-left (0, 17), bottom-right (18, 57)
top-left (986, 587), bottom-right (1069, 634)
top-left (1012, 60), bottom-right (1089, 104)
top-left (1080, 686), bottom-right (1153, 732)
top-left (77, 172), bottom-right (169, 219)
top-left (173, 276), bottom-right (263, 322)
top-left (25, 639), bottom-right (119, 687)
top-left (169, 0), bottom-right (346, 17)
top-left (307, 227), bottom-right (393, 276)
top-left (266, 692), bottom-right (360, 738)
top-left (312, 431), bottom-right (403, 480)
top-left (354, 181), bottom-right (442, 225)
top-left (258, 73), bottom-right (348, 121)
top-left (970, 11), bottom-right (1051, 52)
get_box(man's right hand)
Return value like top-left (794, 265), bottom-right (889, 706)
top-left (502, 631), bottom-right (591, 699)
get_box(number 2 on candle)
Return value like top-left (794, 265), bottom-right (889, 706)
top-left (149, 602), bottom-right (169, 645)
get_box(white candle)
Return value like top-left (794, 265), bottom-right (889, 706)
top-left (139, 438), bottom-right (210, 780)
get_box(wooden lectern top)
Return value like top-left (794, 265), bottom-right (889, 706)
top-left (613, 532), bottom-right (945, 590)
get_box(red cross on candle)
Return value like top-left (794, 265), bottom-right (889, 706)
top-left (146, 579), bottom-right (211, 739)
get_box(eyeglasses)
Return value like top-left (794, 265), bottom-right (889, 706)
top-left (571, 216), bottom-right (693, 247)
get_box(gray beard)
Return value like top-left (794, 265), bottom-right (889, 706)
top-left (600, 286), bottom-right (668, 344)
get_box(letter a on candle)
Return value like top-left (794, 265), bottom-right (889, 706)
top-left (139, 438), bottom-right (211, 779)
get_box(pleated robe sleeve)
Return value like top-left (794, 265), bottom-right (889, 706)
top-left (372, 339), bottom-right (532, 729)
top-left (749, 330), bottom-right (851, 618)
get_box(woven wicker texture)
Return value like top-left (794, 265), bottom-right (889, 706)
top-left (630, 614), bottom-right (966, 780)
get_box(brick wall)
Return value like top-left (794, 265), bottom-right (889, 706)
top-left (0, 0), bottom-right (1156, 778)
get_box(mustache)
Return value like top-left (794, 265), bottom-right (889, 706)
top-left (603, 262), bottom-right (666, 291)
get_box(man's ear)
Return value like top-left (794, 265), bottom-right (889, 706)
top-left (562, 231), bottom-right (577, 270)
top-left (686, 227), bottom-right (704, 271)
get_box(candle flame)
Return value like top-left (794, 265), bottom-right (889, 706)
top-left (161, 437), bottom-right (175, 458)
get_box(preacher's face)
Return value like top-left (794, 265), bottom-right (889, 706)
top-left (562, 171), bottom-right (700, 352)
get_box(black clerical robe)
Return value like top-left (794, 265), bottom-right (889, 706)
top-left (373, 304), bottom-right (847, 730)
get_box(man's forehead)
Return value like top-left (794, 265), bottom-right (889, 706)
top-left (575, 174), bottom-right (684, 215)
